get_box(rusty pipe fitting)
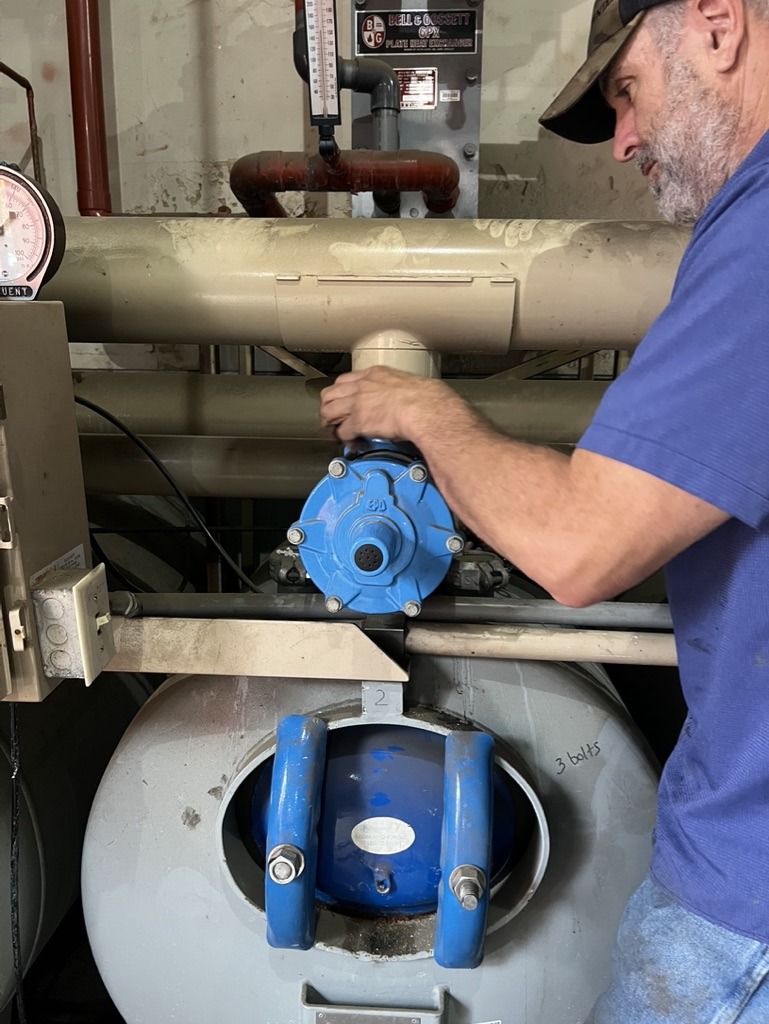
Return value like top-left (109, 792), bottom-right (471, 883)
top-left (230, 149), bottom-right (460, 216)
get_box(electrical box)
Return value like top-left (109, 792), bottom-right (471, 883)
top-left (0, 301), bottom-right (92, 701)
top-left (351, 0), bottom-right (484, 219)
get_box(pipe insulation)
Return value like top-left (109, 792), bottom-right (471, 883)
top-left (46, 217), bottom-right (689, 349)
top-left (72, 373), bottom-right (608, 441)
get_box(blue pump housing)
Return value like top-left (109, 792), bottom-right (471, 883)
top-left (289, 446), bottom-right (461, 615)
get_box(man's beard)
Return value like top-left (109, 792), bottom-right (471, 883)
top-left (635, 56), bottom-right (740, 224)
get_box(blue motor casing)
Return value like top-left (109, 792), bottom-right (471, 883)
top-left (290, 449), bottom-right (460, 615)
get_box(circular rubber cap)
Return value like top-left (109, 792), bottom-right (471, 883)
top-left (354, 544), bottom-right (384, 573)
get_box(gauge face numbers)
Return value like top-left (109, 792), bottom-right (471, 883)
top-left (0, 176), bottom-right (49, 295)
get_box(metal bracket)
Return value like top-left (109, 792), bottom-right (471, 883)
top-left (361, 680), bottom-right (404, 717)
top-left (301, 983), bottom-right (446, 1023)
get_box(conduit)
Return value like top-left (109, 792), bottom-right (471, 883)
top-left (109, 590), bottom-right (674, 632)
top-left (47, 217), bottom-right (689, 350)
top-left (65, 0), bottom-right (111, 216)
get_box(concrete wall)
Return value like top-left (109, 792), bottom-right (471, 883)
top-left (0, 0), bottom-right (658, 220)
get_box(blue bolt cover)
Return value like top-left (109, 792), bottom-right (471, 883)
top-left (289, 452), bottom-right (461, 614)
top-left (251, 724), bottom-right (517, 919)
top-left (264, 715), bottom-right (327, 950)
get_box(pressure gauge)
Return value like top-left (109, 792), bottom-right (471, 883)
top-left (0, 163), bottom-right (65, 300)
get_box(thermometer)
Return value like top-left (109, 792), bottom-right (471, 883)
top-left (304, 0), bottom-right (341, 129)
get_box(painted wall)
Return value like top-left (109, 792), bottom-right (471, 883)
top-left (0, 0), bottom-right (658, 220)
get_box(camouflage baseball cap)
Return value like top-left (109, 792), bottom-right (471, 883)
top-left (540, 0), bottom-right (673, 144)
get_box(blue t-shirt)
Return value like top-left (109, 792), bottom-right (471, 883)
top-left (578, 131), bottom-right (769, 943)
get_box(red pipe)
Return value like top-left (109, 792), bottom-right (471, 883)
top-left (65, 0), bottom-right (112, 216)
top-left (230, 150), bottom-right (460, 217)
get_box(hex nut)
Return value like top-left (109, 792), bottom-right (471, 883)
top-left (267, 844), bottom-right (305, 885)
top-left (409, 464), bottom-right (428, 483)
top-left (403, 601), bottom-right (421, 618)
top-left (446, 535), bottom-right (464, 554)
top-left (449, 864), bottom-right (486, 911)
top-left (328, 459), bottom-right (348, 479)
top-left (325, 596), bottom-right (343, 614)
top-left (287, 527), bottom-right (305, 546)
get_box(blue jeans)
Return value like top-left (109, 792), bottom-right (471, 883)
top-left (586, 874), bottom-right (769, 1024)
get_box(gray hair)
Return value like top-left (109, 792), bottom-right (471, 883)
top-left (647, 0), bottom-right (769, 53)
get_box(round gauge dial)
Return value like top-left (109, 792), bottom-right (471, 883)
top-left (0, 176), bottom-right (48, 284)
top-left (0, 164), bottom-right (65, 300)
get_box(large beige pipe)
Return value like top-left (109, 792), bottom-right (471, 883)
top-left (48, 217), bottom-right (688, 351)
top-left (78, 436), bottom-right (338, 498)
top-left (73, 372), bottom-right (608, 442)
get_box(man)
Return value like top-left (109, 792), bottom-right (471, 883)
top-left (320, 0), bottom-right (769, 1020)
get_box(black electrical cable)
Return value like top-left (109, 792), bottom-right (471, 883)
top-left (75, 396), bottom-right (260, 594)
top-left (9, 704), bottom-right (28, 1024)
top-left (90, 534), bottom-right (147, 594)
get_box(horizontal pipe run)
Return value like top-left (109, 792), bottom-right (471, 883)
top-left (405, 623), bottom-right (678, 666)
top-left (73, 373), bottom-right (608, 443)
top-left (109, 591), bottom-right (673, 632)
top-left (230, 150), bottom-right (459, 216)
top-left (79, 435), bottom-right (339, 498)
top-left (46, 217), bottom-right (689, 349)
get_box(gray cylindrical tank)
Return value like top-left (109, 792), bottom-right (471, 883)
top-left (82, 657), bottom-right (657, 1024)
top-left (0, 674), bottom-right (148, 1020)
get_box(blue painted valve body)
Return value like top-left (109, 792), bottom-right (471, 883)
top-left (289, 445), bottom-right (462, 615)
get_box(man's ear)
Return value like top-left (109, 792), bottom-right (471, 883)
top-left (690, 0), bottom-right (745, 72)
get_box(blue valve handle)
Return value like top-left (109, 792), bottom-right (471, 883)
top-left (265, 715), bottom-right (328, 950)
top-left (434, 730), bottom-right (495, 969)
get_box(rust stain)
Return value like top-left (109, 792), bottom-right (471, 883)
top-left (41, 62), bottom-right (57, 83)
top-left (136, 144), bottom-right (170, 157)
top-left (6, 122), bottom-right (28, 144)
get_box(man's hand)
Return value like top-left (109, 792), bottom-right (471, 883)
top-left (319, 366), bottom-right (454, 443)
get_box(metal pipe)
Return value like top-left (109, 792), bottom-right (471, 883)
top-left (109, 590), bottom-right (673, 632)
top-left (72, 373), bottom-right (608, 442)
top-left (79, 435), bottom-right (339, 498)
top-left (405, 623), bottom-right (678, 666)
top-left (230, 150), bottom-right (459, 217)
top-left (65, 0), bottom-right (112, 216)
top-left (46, 217), bottom-right (689, 349)
top-left (0, 63), bottom-right (43, 184)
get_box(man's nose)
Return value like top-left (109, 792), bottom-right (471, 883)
top-left (613, 107), bottom-right (642, 163)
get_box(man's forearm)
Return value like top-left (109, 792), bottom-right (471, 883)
top-left (406, 391), bottom-right (581, 601)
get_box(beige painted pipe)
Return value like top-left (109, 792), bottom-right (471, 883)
top-left (73, 372), bottom-right (608, 442)
top-left (406, 622), bottom-right (678, 666)
top-left (79, 435), bottom-right (339, 498)
top-left (47, 217), bottom-right (689, 351)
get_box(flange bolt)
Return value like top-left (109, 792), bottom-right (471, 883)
top-left (325, 596), bottom-right (343, 613)
top-left (267, 844), bottom-right (305, 885)
top-left (329, 459), bottom-right (348, 479)
top-left (449, 865), bottom-right (486, 911)
top-left (446, 535), bottom-right (464, 554)
top-left (287, 527), bottom-right (305, 546)
top-left (403, 601), bottom-right (421, 618)
top-left (409, 464), bottom-right (428, 483)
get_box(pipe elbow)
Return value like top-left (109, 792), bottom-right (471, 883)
top-left (341, 57), bottom-right (401, 112)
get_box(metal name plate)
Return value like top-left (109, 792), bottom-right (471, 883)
top-left (356, 9), bottom-right (478, 55)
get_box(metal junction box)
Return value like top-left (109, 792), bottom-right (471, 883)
top-left (0, 301), bottom-right (91, 701)
top-left (351, 0), bottom-right (483, 219)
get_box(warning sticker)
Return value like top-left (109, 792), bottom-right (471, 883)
top-left (356, 10), bottom-right (478, 56)
top-left (394, 68), bottom-right (438, 110)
